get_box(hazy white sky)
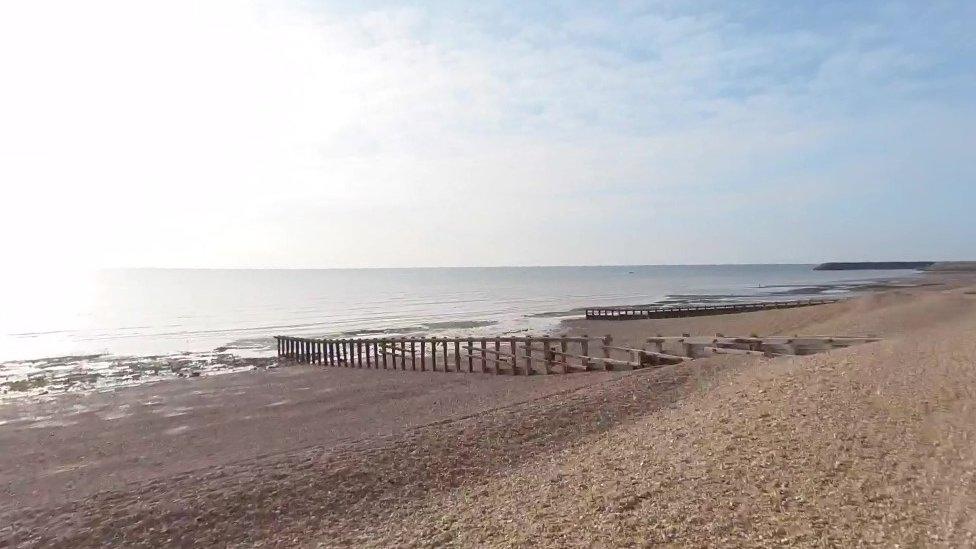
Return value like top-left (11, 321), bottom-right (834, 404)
top-left (1, 0), bottom-right (974, 269)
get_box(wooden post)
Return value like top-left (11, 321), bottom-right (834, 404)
top-left (479, 339), bottom-right (488, 374)
top-left (524, 336), bottom-right (533, 375)
top-left (410, 338), bottom-right (417, 370)
top-left (602, 335), bottom-right (613, 371)
top-left (466, 338), bottom-right (474, 372)
top-left (381, 339), bottom-right (388, 369)
top-left (542, 336), bottom-right (553, 374)
top-left (430, 337), bottom-right (437, 371)
top-left (581, 336), bottom-right (591, 371)
top-left (400, 338), bottom-right (407, 370)
top-left (494, 338), bottom-right (501, 374)
top-left (559, 335), bottom-right (569, 373)
top-left (510, 338), bottom-right (518, 375)
top-left (454, 340), bottom-right (461, 373)
top-left (442, 339), bottom-right (449, 372)
top-left (420, 338), bottom-right (427, 371)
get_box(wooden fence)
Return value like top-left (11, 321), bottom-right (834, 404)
top-left (584, 298), bottom-right (841, 320)
top-left (274, 335), bottom-right (687, 375)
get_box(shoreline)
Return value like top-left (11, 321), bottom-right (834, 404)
top-left (2, 274), bottom-right (974, 545)
top-left (0, 272), bottom-right (931, 401)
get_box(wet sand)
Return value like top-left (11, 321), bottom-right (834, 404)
top-left (2, 273), bottom-right (975, 546)
top-left (0, 366), bottom-right (623, 509)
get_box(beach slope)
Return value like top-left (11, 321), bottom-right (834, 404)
top-left (2, 277), bottom-right (975, 546)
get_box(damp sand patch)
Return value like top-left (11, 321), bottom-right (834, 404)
top-left (1, 353), bottom-right (280, 401)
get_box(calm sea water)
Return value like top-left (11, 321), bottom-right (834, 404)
top-left (0, 265), bottom-right (917, 363)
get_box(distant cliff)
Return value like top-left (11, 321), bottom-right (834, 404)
top-left (924, 262), bottom-right (976, 272)
top-left (814, 262), bottom-right (935, 271)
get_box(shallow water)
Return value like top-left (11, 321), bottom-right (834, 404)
top-left (0, 265), bottom-right (918, 397)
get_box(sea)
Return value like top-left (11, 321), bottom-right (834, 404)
top-left (0, 265), bottom-right (918, 397)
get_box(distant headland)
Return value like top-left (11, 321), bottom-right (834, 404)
top-left (814, 261), bottom-right (934, 271)
top-left (814, 261), bottom-right (976, 272)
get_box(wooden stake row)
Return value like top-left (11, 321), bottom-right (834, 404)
top-left (274, 335), bottom-right (648, 375)
top-left (274, 332), bottom-right (881, 375)
top-left (585, 298), bottom-right (841, 320)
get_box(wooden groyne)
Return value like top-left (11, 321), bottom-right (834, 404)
top-left (274, 331), bottom-right (880, 376)
top-left (274, 335), bottom-right (687, 375)
top-left (584, 298), bottom-right (840, 320)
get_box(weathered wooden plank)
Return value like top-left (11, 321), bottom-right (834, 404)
top-left (410, 338), bottom-right (417, 370)
top-left (430, 337), bottom-right (437, 371)
top-left (442, 338), bottom-right (449, 372)
top-left (509, 338), bottom-right (518, 376)
top-left (420, 338), bottom-right (427, 371)
top-left (466, 338), bottom-right (474, 373)
top-left (479, 339), bottom-right (487, 374)
top-left (454, 340), bottom-right (461, 373)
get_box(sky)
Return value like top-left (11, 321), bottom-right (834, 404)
top-left (1, 0), bottom-right (974, 269)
